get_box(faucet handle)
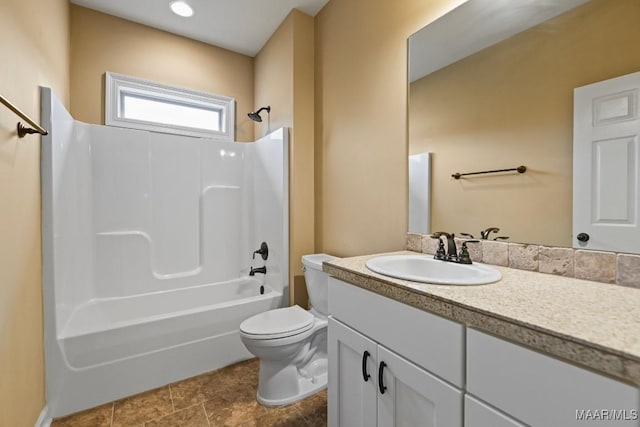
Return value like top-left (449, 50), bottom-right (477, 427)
top-left (460, 232), bottom-right (475, 239)
top-left (433, 240), bottom-right (447, 260)
top-left (252, 242), bottom-right (269, 260)
top-left (458, 240), bottom-right (479, 264)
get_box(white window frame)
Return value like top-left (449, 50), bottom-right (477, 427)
top-left (105, 72), bottom-right (235, 140)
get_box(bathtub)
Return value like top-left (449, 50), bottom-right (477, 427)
top-left (49, 278), bottom-right (283, 417)
top-left (41, 89), bottom-right (290, 419)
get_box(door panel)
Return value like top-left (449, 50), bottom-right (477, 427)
top-left (592, 136), bottom-right (636, 223)
top-left (377, 345), bottom-right (463, 427)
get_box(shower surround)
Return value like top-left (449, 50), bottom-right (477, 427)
top-left (40, 88), bottom-right (289, 417)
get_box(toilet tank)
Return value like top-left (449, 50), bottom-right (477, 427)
top-left (301, 254), bottom-right (338, 316)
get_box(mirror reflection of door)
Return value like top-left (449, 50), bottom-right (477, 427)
top-left (408, 152), bottom-right (431, 234)
top-left (573, 71), bottom-right (640, 252)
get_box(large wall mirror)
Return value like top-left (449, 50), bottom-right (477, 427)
top-left (408, 0), bottom-right (640, 251)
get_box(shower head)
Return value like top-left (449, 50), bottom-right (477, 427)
top-left (248, 106), bottom-right (270, 122)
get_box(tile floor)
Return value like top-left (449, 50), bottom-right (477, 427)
top-left (51, 359), bottom-right (327, 426)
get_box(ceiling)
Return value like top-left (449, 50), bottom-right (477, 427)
top-left (70, 0), bottom-right (330, 57)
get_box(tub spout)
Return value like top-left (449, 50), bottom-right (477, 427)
top-left (249, 266), bottom-right (267, 276)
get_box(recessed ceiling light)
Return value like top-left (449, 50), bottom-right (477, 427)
top-left (170, 1), bottom-right (194, 17)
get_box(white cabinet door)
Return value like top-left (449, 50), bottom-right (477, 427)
top-left (377, 345), bottom-right (463, 427)
top-left (573, 71), bottom-right (640, 252)
top-left (328, 318), bottom-right (378, 427)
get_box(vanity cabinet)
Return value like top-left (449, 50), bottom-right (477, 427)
top-left (328, 276), bottom-right (640, 427)
top-left (328, 277), bottom-right (464, 427)
top-left (329, 318), bottom-right (463, 426)
top-left (466, 328), bottom-right (640, 427)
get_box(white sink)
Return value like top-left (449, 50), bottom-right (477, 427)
top-left (365, 254), bottom-right (501, 285)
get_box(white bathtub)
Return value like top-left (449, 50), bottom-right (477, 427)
top-left (41, 90), bottom-right (290, 418)
top-left (50, 278), bottom-right (283, 416)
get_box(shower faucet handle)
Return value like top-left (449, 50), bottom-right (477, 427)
top-left (252, 242), bottom-right (269, 260)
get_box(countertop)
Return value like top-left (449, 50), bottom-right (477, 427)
top-left (323, 251), bottom-right (640, 386)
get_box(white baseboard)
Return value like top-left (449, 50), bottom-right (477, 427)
top-left (34, 406), bottom-right (51, 427)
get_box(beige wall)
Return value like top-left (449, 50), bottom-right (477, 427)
top-left (69, 5), bottom-right (255, 142)
top-left (314, 0), bottom-right (465, 257)
top-left (254, 13), bottom-right (294, 136)
top-left (0, 0), bottom-right (70, 425)
top-left (409, 0), bottom-right (640, 247)
top-left (291, 13), bottom-right (316, 306)
top-left (254, 10), bottom-right (315, 306)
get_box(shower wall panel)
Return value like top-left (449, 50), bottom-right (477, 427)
top-left (90, 129), bottom-right (246, 298)
top-left (47, 110), bottom-right (93, 331)
top-left (250, 128), bottom-right (289, 295)
top-left (43, 88), bottom-right (288, 312)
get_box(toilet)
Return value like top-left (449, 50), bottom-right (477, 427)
top-left (240, 253), bottom-right (337, 407)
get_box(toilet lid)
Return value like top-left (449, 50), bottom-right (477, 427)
top-left (240, 306), bottom-right (314, 339)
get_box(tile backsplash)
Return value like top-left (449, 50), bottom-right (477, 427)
top-left (407, 233), bottom-right (640, 289)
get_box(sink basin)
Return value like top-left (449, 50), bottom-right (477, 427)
top-left (365, 254), bottom-right (501, 285)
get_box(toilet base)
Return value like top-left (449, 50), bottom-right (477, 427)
top-left (257, 372), bottom-right (327, 407)
top-left (256, 357), bottom-right (327, 407)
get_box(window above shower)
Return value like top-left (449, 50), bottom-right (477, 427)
top-left (105, 72), bottom-right (235, 140)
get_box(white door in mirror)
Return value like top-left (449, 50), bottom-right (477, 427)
top-left (365, 254), bottom-right (501, 285)
top-left (408, 152), bottom-right (431, 234)
top-left (574, 71), bottom-right (640, 253)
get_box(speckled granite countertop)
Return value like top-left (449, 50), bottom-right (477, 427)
top-left (324, 251), bottom-right (640, 386)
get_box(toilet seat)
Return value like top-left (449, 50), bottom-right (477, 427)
top-left (240, 305), bottom-right (314, 340)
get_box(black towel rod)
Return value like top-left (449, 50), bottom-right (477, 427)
top-left (0, 94), bottom-right (48, 137)
top-left (452, 165), bottom-right (526, 180)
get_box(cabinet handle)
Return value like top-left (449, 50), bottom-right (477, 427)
top-left (362, 351), bottom-right (371, 382)
top-left (378, 361), bottom-right (387, 394)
